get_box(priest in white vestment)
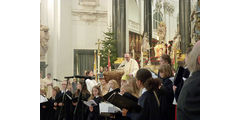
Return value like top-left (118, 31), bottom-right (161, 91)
top-left (42, 73), bottom-right (53, 98)
top-left (118, 53), bottom-right (139, 77)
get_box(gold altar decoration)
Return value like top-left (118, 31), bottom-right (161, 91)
top-left (154, 43), bottom-right (166, 59)
top-left (144, 65), bottom-right (160, 74)
top-left (95, 39), bottom-right (102, 83)
top-left (177, 54), bottom-right (186, 62)
top-left (114, 57), bottom-right (124, 64)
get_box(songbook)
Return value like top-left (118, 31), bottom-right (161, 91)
top-left (103, 88), bottom-right (120, 101)
top-left (83, 100), bottom-right (97, 107)
top-left (105, 92), bottom-right (142, 113)
top-left (99, 102), bottom-right (121, 114)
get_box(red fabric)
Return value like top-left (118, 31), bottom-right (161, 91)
top-left (175, 105), bottom-right (177, 120)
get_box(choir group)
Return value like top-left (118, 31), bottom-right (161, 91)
top-left (40, 41), bottom-right (200, 120)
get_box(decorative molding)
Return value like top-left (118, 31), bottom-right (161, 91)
top-left (72, 9), bottom-right (107, 22)
top-left (128, 20), bottom-right (140, 34)
top-left (78, 0), bottom-right (99, 7)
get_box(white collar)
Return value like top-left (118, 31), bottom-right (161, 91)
top-left (62, 89), bottom-right (69, 93)
top-left (141, 88), bottom-right (147, 95)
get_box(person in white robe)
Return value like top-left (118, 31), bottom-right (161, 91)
top-left (85, 71), bottom-right (98, 94)
top-left (85, 79), bottom-right (98, 94)
top-left (118, 53), bottom-right (139, 77)
top-left (40, 73), bottom-right (45, 90)
top-left (42, 73), bottom-right (53, 98)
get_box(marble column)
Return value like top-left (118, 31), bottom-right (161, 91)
top-left (112, 0), bottom-right (126, 57)
top-left (179, 0), bottom-right (191, 53)
top-left (144, 0), bottom-right (152, 54)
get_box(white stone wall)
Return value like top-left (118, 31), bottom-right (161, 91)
top-left (164, 0), bottom-right (179, 42)
top-left (41, 0), bottom-right (109, 81)
top-left (71, 0), bottom-right (108, 50)
top-left (128, 0), bottom-right (142, 34)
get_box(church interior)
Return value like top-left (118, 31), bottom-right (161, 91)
top-left (40, 0), bottom-right (200, 120)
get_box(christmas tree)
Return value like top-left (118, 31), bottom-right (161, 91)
top-left (100, 29), bottom-right (117, 69)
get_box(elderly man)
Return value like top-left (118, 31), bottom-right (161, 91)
top-left (177, 41), bottom-right (200, 120)
top-left (118, 53), bottom-right (139, 77)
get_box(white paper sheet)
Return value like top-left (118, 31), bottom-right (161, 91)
top-left (40, 95), bottom-right (48, 103)
top-left (83, 100), bottom-right (97, 107)
top-left (99, 102), bottom-right (121, 113)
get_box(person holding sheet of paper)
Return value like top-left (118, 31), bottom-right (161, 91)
top-left (87, 85), bottom-right (104, 120)
top-left (72, 81), bottom-right (90, 120)
top-left (57, 80), bottom-right (73, 120)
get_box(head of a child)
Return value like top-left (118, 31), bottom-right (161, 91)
top-left (109, 80), bottom-right (119, 89)
top-left (136, 69), bottom-right (152, 89)
top-left (92, 85), bottom-right (102, 97)
top-left (159, 64), bottom-right (173, 79)
top-left (160, 54), bottom-right (171, 66)
top-left (100, 78), bottom-right (107, 85)
top-left (52, 86), bottom-right (60, 97)
top-left (120, 84), bottom-right (133, 95)
top-left (77, 81), bottom-right (82, 90)
top-left (144, 78), bottom-right (161, 92)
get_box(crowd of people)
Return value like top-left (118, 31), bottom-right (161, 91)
top-left (40, 41), bottom-right (200, 120)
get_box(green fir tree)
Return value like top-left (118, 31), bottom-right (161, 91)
top-left (100, 29), bottom-right (117, 69)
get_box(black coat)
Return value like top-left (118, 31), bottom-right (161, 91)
top-left (57, 90), bottom-right (73, 120)
top-left (161, 77), bottom-right (175, 120)
top-left (174, 66), bottom-right (190, 101)
top-left (72, 92), bottom-right (90, 120)
top-left (127, 87), bottom-right (172, 120)
top-left (47, 96), bottom-right (60, 120)
top-left (177, 71), bottom-right (200, 120)
top-left (87, 96), bottom-right (104, 120)
top-left (40, 98), bottom-right (49, 120)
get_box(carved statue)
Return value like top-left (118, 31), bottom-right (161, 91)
top-left (142, 33), bottom-right (150, 52)
top-left (170, 34), bottom-right (181, 61)
top-left (191, 0), bottom-right (200, 44)
top-left (157, 22), bottom-right (167, 43)
top-left (40, 25), bottom-right (49, 60)
top-left (174, 34), bottom-right (181, 51)
top-left (154, 43), bottom-right (166, 59)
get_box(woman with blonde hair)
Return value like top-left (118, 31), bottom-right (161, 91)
top-left (120, 84), bottom-right (138, 103)
top-left (128, 77), bottom-right (140, 98)
top-left (100, 78), bottom-right (109, 96)
top-left (108, 79), bottom-right (119, 92)
top-left (48, 86), bottom-right (61, 120)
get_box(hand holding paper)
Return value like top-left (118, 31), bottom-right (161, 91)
top-left (83, 100), bottom-right (97, 107)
